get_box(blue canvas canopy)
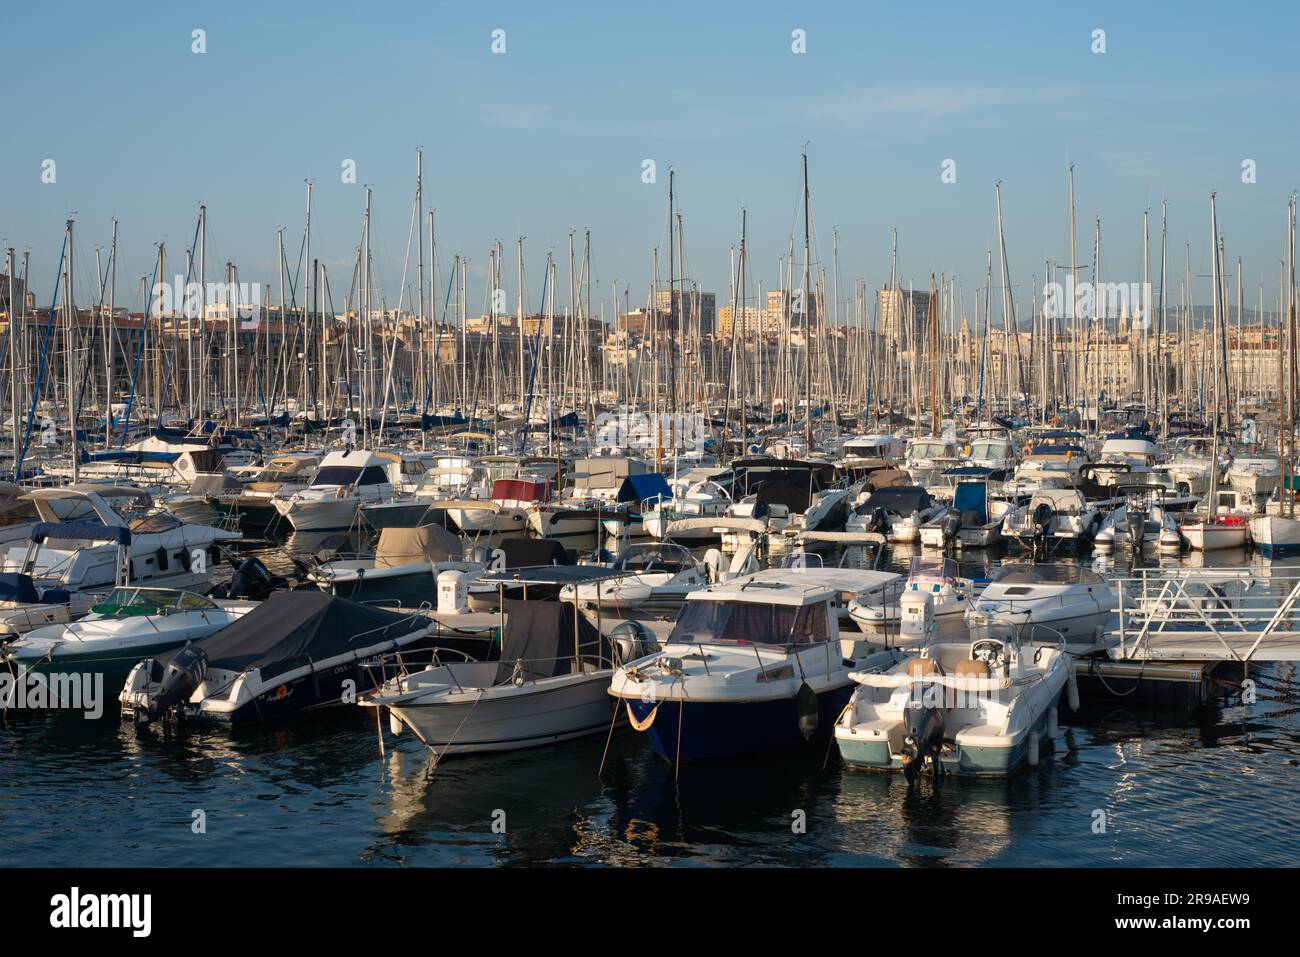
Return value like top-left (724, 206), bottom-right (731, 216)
top-left (30, 522), bottom-right (132, 546)
top-left (953, 481), bottom-right (988, 525)
top-left (617, 473), bottom-right (671, 505)
top-left (0, 572), bottom-right (41, 604)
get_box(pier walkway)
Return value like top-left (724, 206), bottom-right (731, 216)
top-left (1109, 568), bottom-right (1300, 663)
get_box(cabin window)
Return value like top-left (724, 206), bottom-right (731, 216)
top-left (312, 466), bottom-right (362, 487)
top-left (358, 466), bottom-right (388, 486)
top-left (669, 599), bottom-right (801, 646)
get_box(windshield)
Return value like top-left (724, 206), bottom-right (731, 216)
top-left (989, 564), bottom-right (1101, 585)
top-left (91, 588), bottom-right (184, 616)
top-left (667, 598), bottom-right (828, 646)
top-left (311, 466), bottom-right (362, 487)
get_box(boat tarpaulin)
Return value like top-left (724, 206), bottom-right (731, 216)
top-left (616, 472), bottom-right (671, 505)
top-left (499, 538), bottom-right (572, 568)
top-left (493, 598), bottom-right (609, 684)
top-left (167, 591), bottom-right (429, 682)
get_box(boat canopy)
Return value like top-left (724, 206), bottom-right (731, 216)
top-left (498, 538), bottom-right (571, 568)
top-left (493, 598), bottom-right (609, 683)
top-left (491, 478), bottom-right (550, 502)
top-left (856, 485), bottom-right (932, 516)
top-left (30, 521), bottom-right (132, 546)
top-left (667, 594), bottom-right (830, 646)
top-left (374, 525), bottom-right (462, 567)
top-left (161, 591), bottom-right (429, 682)
top-left (953, 481), bottom-right (988, 524)
top-left (614, 542), bottom-right (694, 573)
top-left (616, 472), bottom-right (671, 505)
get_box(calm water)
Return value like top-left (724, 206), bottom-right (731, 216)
top-left (2, 533), bottom-right (1299, 867)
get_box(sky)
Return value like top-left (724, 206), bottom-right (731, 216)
top-left (2, 1), bottom-right (1298, 322)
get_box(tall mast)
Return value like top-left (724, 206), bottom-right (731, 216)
top-left (802, 150), bottom-right (812, 449)
top-left (65, 218), bottom-right (80, 482)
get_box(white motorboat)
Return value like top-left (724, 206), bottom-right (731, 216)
top-left (309, 525), bottom-right (481, 607)
top-left (1226, 456), bottom-right (1281, 498)
top-left (0, 486), bottom-right (239, 638)
top-left (846, 485), bottom-right (943, 543)
top-left (642, 479), bottom-right (732, 541)
top-left (1001, 487), bottom-right (1099, 549)
top-left (966, 563), bottom-right (1117, 648)
top-left (443, 477), bottom-right (548, 535)
top-left (4, 586), bottom-right (256, 684)
top-left (359, 599), bottom-right (617, 755)
top-left (835, 619), bottom-right (1074, 777)
top-left (561, 542), bottom-right (707, 614)
top-left (273, 450), bottom-right (395, 530)
top-left (848, 556), bottom-right (973, 638)
top-left (609, 568), bottom-right (905, 760)
top-left (1093, 486), bottom-right (1182, 554)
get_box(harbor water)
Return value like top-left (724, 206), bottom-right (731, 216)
top-left (2, 530), bottom-right (1297, 868)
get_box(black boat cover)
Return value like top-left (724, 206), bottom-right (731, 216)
top-left (162, 591), bottom-right (429, 681)
top-left (493, 598), bottom-right (609, 684)
top-left (499, 538), bottom-right (572, 568)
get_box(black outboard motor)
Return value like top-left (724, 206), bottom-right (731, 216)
top-left (1031, 501), bottom-right (1054, 532)
top-left (901, 700), bottom-right (945, 783)
top-left (869, 506), bottom-right (889, 534)
top-left (140, 645), bottom-right (209, 725)
top-left (941, 511), bottom-right (962, 546)
top-left (211, 557), bottom-right (289, 601)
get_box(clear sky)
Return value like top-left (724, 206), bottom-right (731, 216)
top-left (2, 1), bottom-right (1297, 322)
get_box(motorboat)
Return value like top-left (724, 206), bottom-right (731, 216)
top-left (846, 485), bottom-right (943, 543)
top-left (1225, 456), bottom-right (1281, 498)
top-left (1093, 485), bottom-right (1183, 554)
top-left (358, 598), bottom-right (617, 755)
top-left (966, 563), bottom-right (1117, 647)
top-left (208, 453), bottom-right (321, 532)
top-left (119, 591), bottom-right (438, 725)
top-left (835, 619), bottom-right (1074, 777)
top-left (0, 486), bottom-right (240, 638)
top-left (273, 450), bottom-right (395, 530)
top-left (1012, 434), bottom-right (1090, 487)
top-left (309, 524), bottom-right (481, 607)
top-left (1182, 488), bottom-right (1255, 551)
top-left (3, 587), bottom-right (256, 685)
top-left (1001, 487), bottom-right (1099, 549)
top-left (1089, 434), bottom-right (1159, 490)
top-left (904, 435), bottom-right (961, 487)
top-left (642, 478), bottom-right (732, 541)
top-left (608, 568), bottom-right (906, 760)
top-left (847, 556), bottom-right (973, 638)
top-left (443, 476), bottom-right (550, 536)
top-left (560, 542), bottom-right (708, 615)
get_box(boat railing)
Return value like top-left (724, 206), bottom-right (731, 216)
top-left (1112, 567), bottom-right (1300, 662)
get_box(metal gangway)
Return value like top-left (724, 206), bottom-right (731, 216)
top-left (1111, 567), bottom-right (1300, 663)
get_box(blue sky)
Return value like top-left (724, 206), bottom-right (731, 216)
top-left (3, 1), bottom-right (1297, 321)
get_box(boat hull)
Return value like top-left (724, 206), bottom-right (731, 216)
top-left (622, 683), bottom-right (853, 760)
top-left (386, 674), bottom-right (614, 754)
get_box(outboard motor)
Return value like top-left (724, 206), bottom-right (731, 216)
top-left (901, 700), bottom-right (945, 783)
top-left (869, 506), bottom-right (889, 534)
top-left (940, 511), bottom-right (961, 546)
top-left (1125, 502), bottom-right (1146, 549)
top-left (218, 557), bottom-right (287, 601)
top-left (1031, 501), bottom-right (1054, 532)
top-left (138, 645), bottom-right (209, 725)
top-left (610, 620), bottom-right (658, 666)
